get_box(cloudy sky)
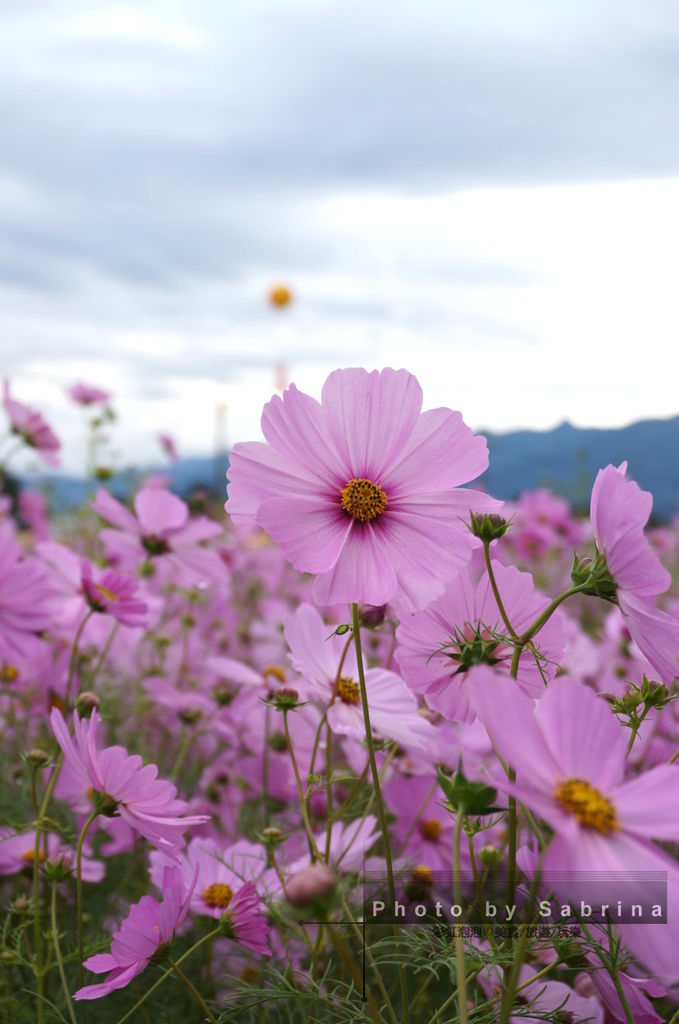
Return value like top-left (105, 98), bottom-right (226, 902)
top-left (2, 0), bottom-right (679, 474)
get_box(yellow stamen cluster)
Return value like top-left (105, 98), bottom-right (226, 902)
top-left (94, 584), bottom-right (119, 603)
top-left (412, 865), bottom-right (434, 886)
top-left (340, 478), bottom-right (387, 523)
top-left (337, 677), bottom-right (361, 704)
top-left (202, 882), bottom-right (234, 909)
top-left (0, 663), bottom-right (18, 683)
top-left (555, 778), bottom-right (618, 834)
top-left (22, 849), bottom-right (45, 865)
top-left (419, 819), bottom-right (443, 842)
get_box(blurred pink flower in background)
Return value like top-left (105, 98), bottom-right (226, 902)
top-left (2, 380), bottom-right (60, 466)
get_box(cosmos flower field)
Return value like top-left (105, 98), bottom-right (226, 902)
top-left (1, 368), bottom-right (679, 1024)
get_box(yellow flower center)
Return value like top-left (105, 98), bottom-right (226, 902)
top-left (555, 778), bottom-right (619, 834)
top-left (202, 882), bottom-right (234, 909)
top-left (22, 849), bottom-right (45, 865)
top-left (0, 663), bottom-right (18, 683)
top-left (95, 584), bottom-right (119, 602)
top-left (412, 864), bottom-right (434, 886)
top-left (340, 478), bottom-right (387, 523)
top-left (263, 664), bottom-right (287, 683)
top-left (419, 819), bottom-right (443, 841)
top-left (337, 677), bottom-right (361, 704)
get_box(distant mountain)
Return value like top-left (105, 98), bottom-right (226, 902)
top-left (479, 416), bottom-right (679, 519)
top-left (20, 416), bottom-right (679, 520)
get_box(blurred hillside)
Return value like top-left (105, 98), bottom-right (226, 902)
top-left (20, 415), bottom-right (679, 521)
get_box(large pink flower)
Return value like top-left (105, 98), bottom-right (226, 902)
top-left (590, 463), bottom-right (679, 682)
top-left (395, 561), bottom-right (565, 722)
top-left (226, 368), bottom-right (500, 612)
top-left (51, 708), bottom-right (208, 856)
top-left (74, 866), bottom-right (196, 1000)
top-left (472, 671), bottom-right (679, 982)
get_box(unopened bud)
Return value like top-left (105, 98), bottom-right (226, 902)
top-left (76, 691), bottom-right (100, 716)
top-left (263, 687), bottom-right (303, 712)
top-left (285, 863), bottom-right (337, 907)
top-left (469, 512), bottom-right (510, 544)
top-left (26, 748), bottom-right (49, 766)
top-left (358, 604), bottom-right (387, 628)
top-left (260, 827), bottom-right (285, 847)
top-left (478, 845), bottom-right (502, 866)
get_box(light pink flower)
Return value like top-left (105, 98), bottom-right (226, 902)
top-left (158, 432), bottom-right (179, 461)
top-left (3, 380), bottom-right (60, 466)
top-left (590, 463), bottom-right (679, 682)
top-left (92, 485), bottom-right (226, 584)
top-left (50, 708), bottom-right (208, 857)
top-left (149, 837), bottom-right (271, 953)
top-left (285, 603), bottom-right (438, 751)
top-left (395, 561), bottom-right (565, 722)
top-left (74, 866), bottom-right (196, 1000)
top-left (472, 671), bottom-right (679, 981)
top-left (81, 559), bottom-right (149, 627)
top-left (68, 382), bottom-right (112, 406)
top-left (226, 367), bottom-right (500, 612)
top-left (0, 526), bottom-right (54, 664)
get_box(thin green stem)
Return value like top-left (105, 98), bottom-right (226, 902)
top-left (168, 957), bottom-right (217, 1023)
top-left (284, 711), bottom-right (322, 861)
top-left (33, 751), bottom-right (64, 1024)
top-left (66, 611), bottom-right (95, 703)
top-left (113, 928), bottom-right (220, 1024)
top-left (50, 885), bottom-right (78, 1024)
top-left (483, 543), bottom-right (518, 639)
top-left (76, 807), bottom-right (99, 1017)
top-left (452, 811), bottom-right (470, 1024)
top-left (517, 584), bottom-right (586, 647)
top-left (89, 621), bottom-right (119, 685)
top-left (351, 603), bottom-right (410, 1024)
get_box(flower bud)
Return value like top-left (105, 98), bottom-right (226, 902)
top-left (358, 604), bottom-right (387, 628)
top-left (469, 512), bottom-right (510, 544)
top-left (26, 748), bottom-right (49, 767)
top-left (285, 863), bottom-right (337, 907)
top-left (263, 687), bottom-right (304, 712)
top-left (478, 845), bottom-right (502, 866)
top-left (76, 691), bottom-right (101, 716)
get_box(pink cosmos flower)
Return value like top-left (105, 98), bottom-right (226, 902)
top-left (80, 559), bottom-right (149, 627)
top-left (74, 865), bottom-right (195, 1000)
top-left (0, 828), bottom-right (103, 882)
top-left (590, 463), bottom-right (679, 682)
top-left (395, 561), bottom-right (565, 722)
top-left (158, 432), bottom-right (179, 461)
top-left (50, 708), bottom-right (208, 856)
top-left (149, 837), bottom-right (271, 953)
top-left (479, 959), bottom-right (604, 1023)
top-left (0, 526), bottom-right (55, 664)
top-left (285, 604), bottom-right (439, 751)
top-left (17, 489), bottom-right (50, 541)
top-left (68, 382), bottom-right (112, 406)
top-left (92, 485), bottom-right (227, 584)
top-left (226, 367), bottom-right (500, 612)
top-left (3, 380), bottom-right (60, 466)
top-left (471, 671), bottom-right (679, 981)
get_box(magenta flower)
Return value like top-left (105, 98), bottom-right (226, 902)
top-left (50, 708), bottom-right (208, 856)
top-left (0, 526), bottom-right (54, 664)
top-left (80, 559), bottom-right (149, 627)
top-left (158, 432), bottom-right (179, 461)
top-left (590, 463), bottom-right (679, 682)
top-left (2, 380), bottom-right (60, 466)
top-left (150, 837), bottom-right (271, 953)
top-left (226, 368), bottom-right (500, 611)
top-left (472, 671), bottom-right (679, 981)
top-left (74, 865), bottom-right (195, 1000)
top-left (92, 485), bottom-right (226, 584)
top-left (68, 382), bottom-right (112, 406)
top-left (285, 603), bottom-right (439, 750)
top-left (395, 561), bottom-right (565, 722)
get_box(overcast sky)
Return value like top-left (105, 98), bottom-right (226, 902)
top-left (2, 0), bottom-right (679, 474)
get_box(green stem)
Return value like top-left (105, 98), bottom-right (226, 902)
top-left (89, 621), bottom-right (119, 685)
top-left (284, 711), bottom-right (322, 861)
top-left (499, 866), bottom-right (541, 1024)
top-left (483, 543), bottom-right (518, 639)
top-left (351, 603), bottom-right (410, 1024)
top-left (76, 808), bottom-right (99, 1012)
top-left (66, 611), bottom-right (95, 703)
top-left (33, 751), bottom-right (64, 1024)
top-left (168, 957), bottom-right (217, 1023)
top-left (113, 928), bottom-right (220, 1024)
top-left (452, 811), bottom-right (470, 1024)
top-left (517, 584), bottom-right (586, 647)
top-left (51, 885), bottom-right (78, 1024)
